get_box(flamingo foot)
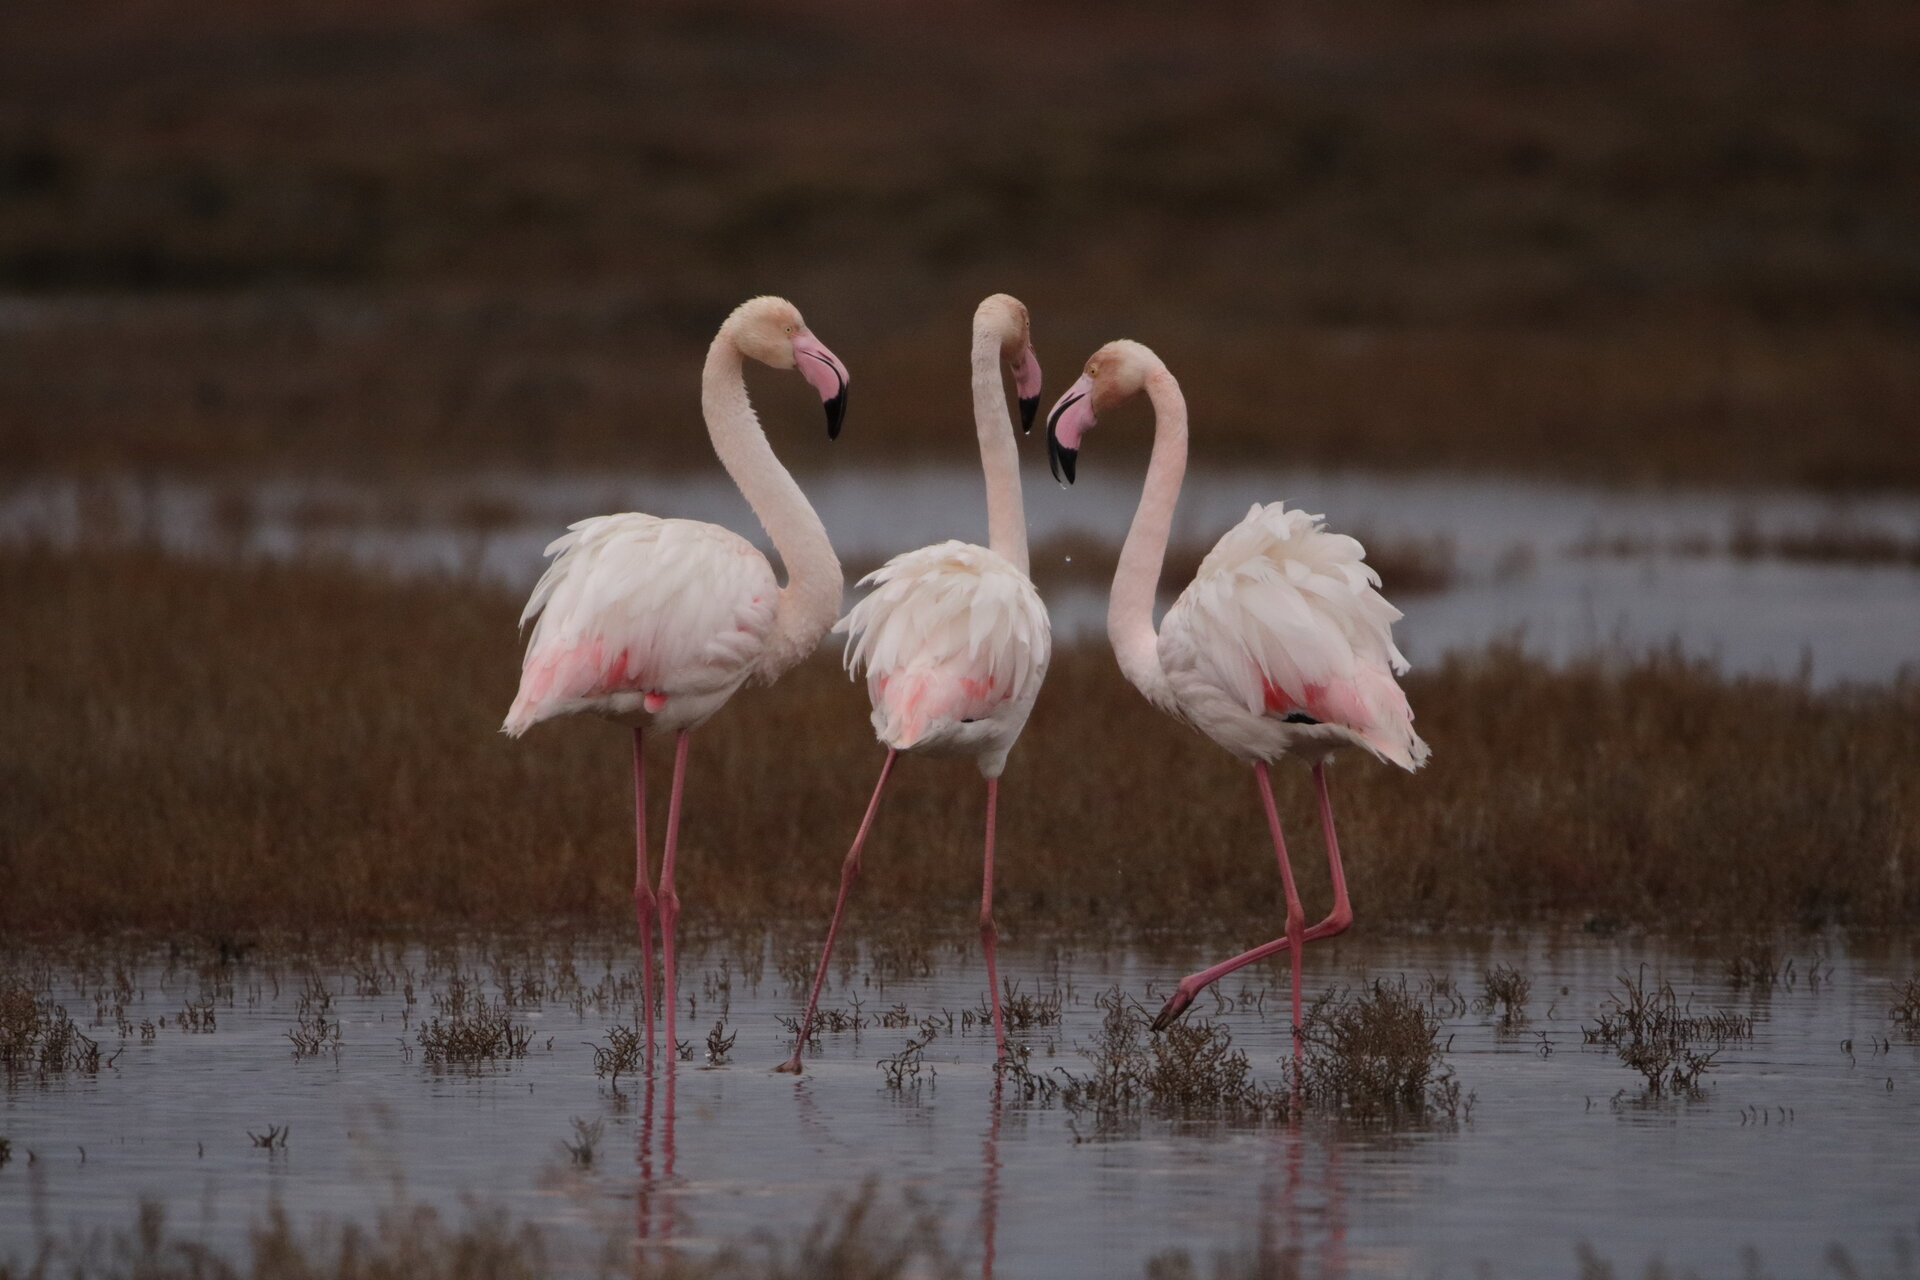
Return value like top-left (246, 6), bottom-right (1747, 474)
top-left (1151, 982), bottom-right (1201, 1032)
top-left (773, 1056), bottom-right (804, 1075)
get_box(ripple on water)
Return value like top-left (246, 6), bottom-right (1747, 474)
top-left (3, 931), bottom-right (1919, 1278)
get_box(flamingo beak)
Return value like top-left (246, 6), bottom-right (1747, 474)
top-left (1045, 374), bottom-right (1094, 486)
top-left (791, 333), bottom-right (850, 439)
top-left (1011, 341), bottom-right (1043, 434)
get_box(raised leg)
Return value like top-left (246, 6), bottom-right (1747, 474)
top-left (1152, 762), bottom-right (1357, 1032)
top-left (1310, 762), bottom-right (1353, 939)
top-left (631, 728), bottom-right (658, 1069)
top-left (776, 750), bottom-right (896, 1073)
top-left (658, 730), bottom-right (690, 1064)
top-left (980, 777), bottom-right (1006, 1059)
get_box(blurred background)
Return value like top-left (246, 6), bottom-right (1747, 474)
top-left (3, 0), bottom-right (1917, 486)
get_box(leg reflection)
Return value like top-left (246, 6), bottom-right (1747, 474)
top-left (633, 1057), bottom-right (683, 1251)
top-left (978, 1078), bottom-right (1004, 1279)
top-left (1258, 1118), bottom-right (1349, 1278)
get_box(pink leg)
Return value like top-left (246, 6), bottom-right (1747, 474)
top-left (658, 730), bottom-right (690, 1065)
top-left (1256, 762), bottom-right (1309, 1063)
top-left (631, 728), bottom-right (658, 1070)
top-left (1152, 762), bottom-right (1323, 1046)
top-left (980, 778), bottom-right (1006, 1059)
top-left (776, 750), bottom-right (896, 1073)
top-left (1310, 762), bottom-right (1353, 939)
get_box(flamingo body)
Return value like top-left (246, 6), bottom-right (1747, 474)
top-left (778, 294), bottom-right (1048, 1071)
top-left (502, 295), bottom-right (851, 1072)
top-left (1043, 339), bottom-right (1427, 1046)
top-left (504, 514), bottom-right (780, 736)
top-left (1158, 502), bottom-right (1428, 770)
top-left (841, 539), bottom-right (1050, 778)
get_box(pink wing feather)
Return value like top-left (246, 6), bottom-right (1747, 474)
top-left (503, 514), bottom-right (779, 735)
top-left (1163, 503), bottom-right (1429, 770)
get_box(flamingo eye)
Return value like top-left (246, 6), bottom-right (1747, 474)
top-left (784, 324), bottom-right (795, 335)
top-left (1088, 363), bottom-right (1100, 378)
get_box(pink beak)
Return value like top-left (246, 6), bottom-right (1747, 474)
top-left (1045, 373), bottom-right (1096, 485)
top-left (1011, 342), bottom-right (1043, 433)
top-left (791, 332), bottom-right (850, 438)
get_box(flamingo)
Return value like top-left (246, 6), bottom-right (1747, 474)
top-left (504, 295), bottom-right (849, 1066)
top-left (1043, 339), bottom-right (1428, 1051)
top-left (777, 294), bottom-right (1050, 1072)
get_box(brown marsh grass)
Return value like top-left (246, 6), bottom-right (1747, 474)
top-left (1572, 517), bottom-right (1920, 568)
top-left (4, 1193), bottom-right (1916, 1280)
top-left (3, 2), bottom-right (1919, 489)
top-left (3, 543), bottom-right (1918, 940)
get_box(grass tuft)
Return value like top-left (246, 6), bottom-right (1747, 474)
top-left (1477, 965), bottom-right (1532, 1027)
top-left (0, 979), bottom-right (105, 1081)
top-left (1582, 970), bottom-right (1755, 1095)
top-left (1300, 979), bottom-right (1469, 1124)
top-left (1891, 979), bottom-right (1920, 1040)
top-left (415, 975), bottom-right (532, 1068)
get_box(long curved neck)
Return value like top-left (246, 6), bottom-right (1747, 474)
top-left (1109, 368), bottom-right (1186, 710)
top-left (702, 335), bottom-right (843, 678)
top-left (970, 328), bottom-right (1029, 576)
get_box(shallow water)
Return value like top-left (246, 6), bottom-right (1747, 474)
top-left (4, 932), bottom-right (1918, 1277)
top-left (6, 468), bottom-right (1918, 686)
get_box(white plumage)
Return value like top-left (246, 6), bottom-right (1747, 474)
top-left (839, 539), bottom-right (1051, 778)
top-left (1043, 338), bottom-right (1427, 1043)
top-left (503, 514), bottom-right (780, 736)
top-left (1159, 502), bottom-right (1429, 770)
top-left (500, 295), bottom-right (851, 1072)
top-left (778, 294), bottom-right (1048, 1071)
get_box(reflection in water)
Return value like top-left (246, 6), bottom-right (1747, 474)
top-left (633, 1062), bottom-right (679, 1252)
top-left (980, 1080), bottom-right (1003, 1279)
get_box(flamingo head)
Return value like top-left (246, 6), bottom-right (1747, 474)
top-left (1045, 339), bottom-right (1161, 485)
top-left (726, 295), bottom-right (851, 438)
top-left (975, 293), bottom-right (1044, 432)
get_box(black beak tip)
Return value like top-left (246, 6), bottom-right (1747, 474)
top-left (1049, 444), bottom-right (1078, 486)
top-left (1018, 396), bottom-right (1039, 434)
top-left (824, 390), bottom-right (847, 440)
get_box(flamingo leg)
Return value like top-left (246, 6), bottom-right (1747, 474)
top-left (980, 777), bottom-right (1007, 1059)
top-left (1255, 761), bottom-right (1309, 1064)
top-left (776, 750), bottom-right (896, 1073)
top-left (1310, 762), bottom-right (1354, 940)
top-left (1152, 762), bottom-right (1357, 1033)
top-left (657, 729), bottom-right (690, 1065)
top-left (631, 728), bottom-right (658, 1070)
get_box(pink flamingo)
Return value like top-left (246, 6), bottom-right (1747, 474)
top-left (504, 296), bottom-right (849, 1065)
top-left (777, 294), bottom-right (1050, 1072)
top-left (1044, 340), bottom-right (1428, 1048)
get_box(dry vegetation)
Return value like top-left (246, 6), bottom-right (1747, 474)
top-left (1573, 517), bottom-right (1920, 568)
top-left (3, 542), bottom-right (1919, 940)
top-left (4, 1194), bottom-right (1916, 1280)
top-left (2, 1), bottom-right (1918, 487)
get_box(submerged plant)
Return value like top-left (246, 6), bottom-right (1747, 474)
top-left (1477, 964), bottom-right (1532, 1027)
top-left (589, 1023), bottom-right (645, 1087)
top-left (1300, 978), bottom-right (1469, 1123)
top-left (1056, 989), bottom-right (1289, 1129)
top-left (560, 1116), bottom-right (603, 1167)
top-left (1891, 978), bottom-right (1920, 1039)
top-left (1582, 969), bottom-right (1754, 1095)
top-left (416, 977), bottom-right (532, 1067)
top-left (0, 981), bottom-right (105, 1081)
top-left (1722, 938), bottom-right (1784, 991)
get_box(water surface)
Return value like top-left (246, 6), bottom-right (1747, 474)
top-left (6, 468), bottom-right (1917, 686)
top-left (5, 932), bottom-right (1917, 1277)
